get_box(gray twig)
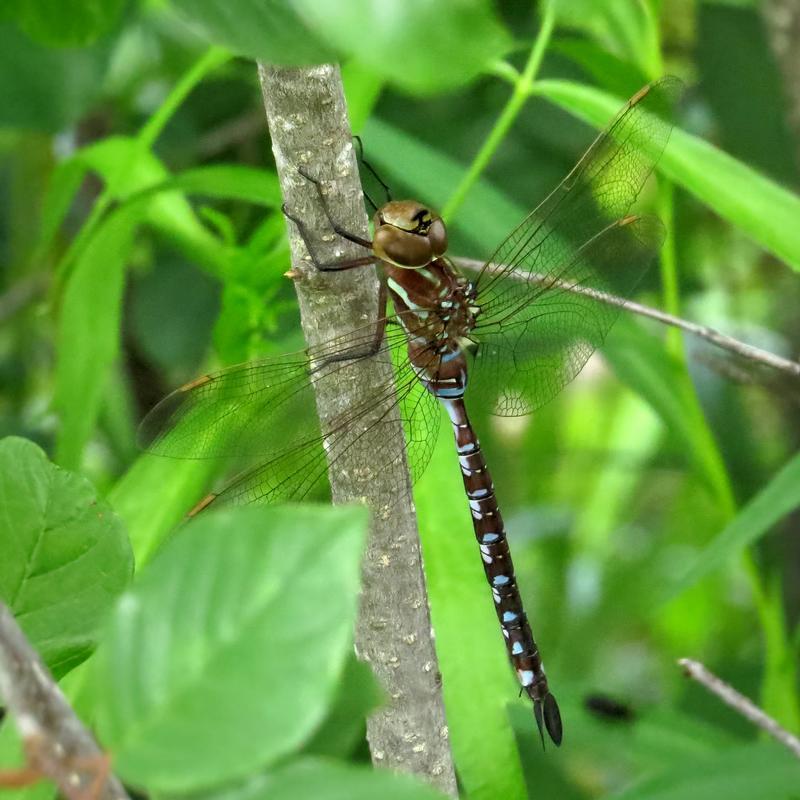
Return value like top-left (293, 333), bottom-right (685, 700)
top-left (678, 657), bottom-right (800, 759)
top-left (0, 601), bottom-right (130, 800)
top-left (454, 256), bottom-right (800, 380)
top-left (258, 63), bottom-right (457, 795)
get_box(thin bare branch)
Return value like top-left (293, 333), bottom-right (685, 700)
top-left (258, 64), bottom-right (457, 795)
top-left (678, 657), bottom-right (800, 759)
top-left (0, 601), bottom-right (129, 800)
top-left (454, 256), bottom-right (800, 380)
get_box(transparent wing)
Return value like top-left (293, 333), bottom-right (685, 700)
top-left (469, 77), bottom-right (680, 415)
top-left (139, 318), bottom-right (441, 505)
top-left (205, 345), bottom-right (442, 507)
top-left (468, 216), bottom-right (664, 414)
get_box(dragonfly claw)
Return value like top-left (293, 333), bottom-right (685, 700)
top-left (533, 692), bottom-right (563, 749)
top-left (281, 203), bottom-right (300, 224)
top-left (296, 165), bottom-right (319, 184)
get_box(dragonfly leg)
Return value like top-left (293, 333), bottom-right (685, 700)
top-left (282, 203), bottom-right (376, 272)
top-left (319, 280), bottom-right (389, 366)
top-left (297, 166), bottom-right (374, 249)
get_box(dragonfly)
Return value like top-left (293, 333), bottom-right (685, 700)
top-left (140, 77), bottom-right (680, 747)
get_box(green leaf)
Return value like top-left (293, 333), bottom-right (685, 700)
top-left (609, 741), bottom-right (800, 800)
top-left (0, 437), bottom-right (133, 677)
top-left (414, 421), bottom-right (528, 800)
top-left (196, 758), bottom-right (447, 800)
top-left (291, 0), bottom-right (511, 95)
top-left (169, 0), bottom-right (335, 65)
top-left (172, 0), bottom-right (509, 94)
top-left (12, 0), bottom-right (125, 47)
top-left (535, 78), bottom-right (800, 271)
top-left (54, 205), bottom-right (141, 469)
top-left (667, 451), bottom-right (800, 598)
top-left (93, 505), bottom-right (368, 792)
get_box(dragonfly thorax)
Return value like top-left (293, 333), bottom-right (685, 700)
top-left (372, 200), bottom-right (448, 268)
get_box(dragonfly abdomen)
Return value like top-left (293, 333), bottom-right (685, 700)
top-left (440, 394), bottom-right (562, 745)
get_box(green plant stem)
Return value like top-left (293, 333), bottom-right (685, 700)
top-left (637, 0), bottom-right (664, 78)
top-left (657, 184), bottom-right (682, 355)
top-left (139, 46), bottom-right (231, 150)
top-left (441, 2), bottom-right (555, 221)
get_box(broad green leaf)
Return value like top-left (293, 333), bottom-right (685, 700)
top-left (609, 742), bottom-right (800, 800)
top-left (0, 23), bottom-right (108, 132)
top-left (93, 505), bottom-right (368, 792)
top-left (534, 78), bottom-right (800, 271)
top-left (667, 451), bottom-right (800, 597)
top-left (11, 0), bottom-right (125, 47)
top-left (54, 205), bottom-right (140, 469)
top-left (0, 437), bottom-right (133, 677)
top-left (415, 420), bottom-right (528, 800)
top-left (169, 0), bottom-right (334, 66)
top-left (196, 758), bottom-right (447, 800)
top-left (291, 0), bottom-right (512, 95)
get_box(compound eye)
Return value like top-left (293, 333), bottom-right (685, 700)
top-left (428, 218), bottom-right (448, 256)
top-left (374, 226), bottom-right (433, 267)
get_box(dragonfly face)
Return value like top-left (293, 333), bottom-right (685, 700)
top-left (372, 200), bottom-right (448, 268)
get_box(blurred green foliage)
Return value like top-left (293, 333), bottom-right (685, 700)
top-left (1, 0), bottom-right (799, 798)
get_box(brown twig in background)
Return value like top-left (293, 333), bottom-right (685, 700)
top-left (454, 256), bottom-right (800, 380)
top-left (678, 657), bottom-right (800, 759)
top-left (0, 601), bottom-right (129, 800)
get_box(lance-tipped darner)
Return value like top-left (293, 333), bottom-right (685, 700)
top-left (141, 77), bottom-right (681, 746)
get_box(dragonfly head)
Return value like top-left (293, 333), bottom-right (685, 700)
top-left (373, 200), bottom-right (448, 268)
